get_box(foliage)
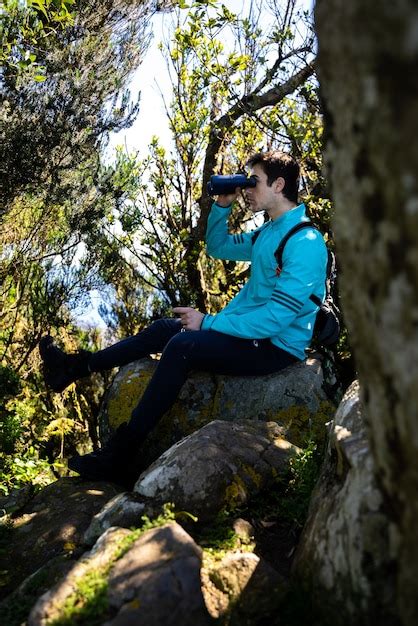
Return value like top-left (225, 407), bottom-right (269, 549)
top-left (0, 0), bottom-right (75, 80)
top-left (277, 439), bottom-right (322, 528)
top-left (197, 509), bottom-right (254, 569)
top-left (84, 0), bottom-right (320, 328)
top-left (138, 501), bottom-right (197, 532)
top-left (0, 365), bottom-right (22, 453)
top-left (1, 0), bottom-right (155, 213)
top-left (0, 0), bottom-right (155, 354)
top-left (0, 325), bottom-right (111, 496)
top-left (0, 364), bottom-right (20, 398)
top-left (0, 448), bottom-right (61, 496)
top-left (0, 1), bottom-right (157, 492)
top-left (241, 438), bottom-right (323, 532)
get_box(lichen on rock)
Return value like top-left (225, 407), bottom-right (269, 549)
top-left (99, 355), bottom-right (333, 471)
top-left (134, 420), bottom-right (300, 522)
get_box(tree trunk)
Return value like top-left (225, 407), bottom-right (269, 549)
top-left (315, 1), bottom-right (418, 624)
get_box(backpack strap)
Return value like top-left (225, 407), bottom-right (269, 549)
top-left (274, 221), bottom-right (316, 268)
top-left (274, 221), bottom-right (322, 307)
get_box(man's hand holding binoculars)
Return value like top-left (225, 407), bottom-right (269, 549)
top-left (215, 189), bottom-right (240, 207)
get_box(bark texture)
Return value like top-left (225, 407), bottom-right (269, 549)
top-left (315, 1), bottom-right (418, 624)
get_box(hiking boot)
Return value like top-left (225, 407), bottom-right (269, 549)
top-left (39, 335), bottom-right (92, 392)
top-left (68, 423), bottom-right (143, 488)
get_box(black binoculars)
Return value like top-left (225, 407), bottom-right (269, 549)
top-left (207, 174), bottom-right (257, 196)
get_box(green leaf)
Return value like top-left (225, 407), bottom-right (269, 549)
top-left (29, 0), bottom-right (49, 19)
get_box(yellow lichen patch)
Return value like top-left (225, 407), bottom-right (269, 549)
top-left (310, 400), bottom-right (335, 443)
top-left (267, 400), bottom-right (335, 448)
top-left (224, 475), bottom-right (247, 508)
top-left (107, 367), bottom-right (218, 449)
top-left (107, 369), bottom-right (153, 429)
top-left (126, 598), bottom-right (141, 610)
top-left (241, 464), bottom-right (263, 489)
top-left (210, 383), bottom-right (224, 420)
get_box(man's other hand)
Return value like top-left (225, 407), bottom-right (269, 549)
top-left (216, 188), bottom-right (240, 208)
top-left (173, 307), bottom-right (205, 331)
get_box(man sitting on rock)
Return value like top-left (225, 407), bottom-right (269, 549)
top-left (39, 150), bottom-right (327, 484)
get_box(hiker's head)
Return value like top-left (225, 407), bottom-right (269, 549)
top-left (246, 151), bottom-right (300, 204)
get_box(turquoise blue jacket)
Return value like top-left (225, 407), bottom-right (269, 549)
top-left (201, 202), bottom-right (327, 360)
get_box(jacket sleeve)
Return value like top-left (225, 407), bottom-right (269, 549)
top-left (201, 232), bottom-right (326, 338)
top-left (206, 202), bottom-right (262, 262)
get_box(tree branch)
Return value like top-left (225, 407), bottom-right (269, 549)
top-left (197, 60), bottom-right (316, 239)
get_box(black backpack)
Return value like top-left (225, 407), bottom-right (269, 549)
top-left (252, 221), bottom-right (340, 346)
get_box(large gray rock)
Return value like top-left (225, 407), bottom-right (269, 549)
top-left (83, 492), bottom-right (146, 547)
top-left (28, 526), bottom-right (131, 626)
top-left (99, 355), bottom-right (332, 468)
top-left (29, 523), bottom-right (210, 626)
top-left (105, 523), bottom-right (210, 626)
top-left (292, 381), bottom-right (398, 626)
top-left (83, 419), bottom-right (301, 544)
top-left (134, 419), bottom-right (300, 522)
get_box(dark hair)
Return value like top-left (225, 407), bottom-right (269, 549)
top-left (246, 150), bottom-right (300, 203)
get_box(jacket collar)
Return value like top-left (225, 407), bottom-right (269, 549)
top-left (270, 203), bottom-right (307, 230)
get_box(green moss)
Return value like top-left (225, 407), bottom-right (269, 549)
top-left (107, 367), bottom-right (219, 466)
top-left (280, 440), bottom-right (322, 527)
top-left (246, 438), bottom-right (322, 530)
top-left (197, 511), bottom-right (254, 569)
top-left (46, 504), bottom-right (181, 626)
top-left (49, 570), bottom-right (109, 626)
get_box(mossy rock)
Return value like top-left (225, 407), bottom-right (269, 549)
top-left (28, 523), bottom-right (210, 626)
top-left (99, 356), bottom-right (334, 470)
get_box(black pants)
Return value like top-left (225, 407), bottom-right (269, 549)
top-left (89, 319), bottom-right (299, 441)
